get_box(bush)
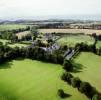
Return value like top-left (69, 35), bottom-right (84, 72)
top-left (0, 42), bottom-right (3, 45)
top-left (61, 72), bottom-right (73, 84)
top-left (92, 94), bottom-right (101, 100)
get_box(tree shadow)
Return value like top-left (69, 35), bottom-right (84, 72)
top-left (15, 57), bottom-right (25, 61)
top-left (63, 93), bottom-right (72, 98)
top-left (0, 61), bottom-right (13, 69)
top-left (72, 61), bottom-right (84, 73)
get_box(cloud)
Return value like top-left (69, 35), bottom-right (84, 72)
top-left (0, 0), bottom-right (101, 19)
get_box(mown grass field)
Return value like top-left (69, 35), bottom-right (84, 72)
top-left (57, 35), bottom-right (94, 47)
top-left (73, 52), bottom-right (101, 92)
top-left (0, 24), bottom-right (28, 31)
top-left (0, 59), bottom-right (87, 100)
top-left (39, 29), bottom-right (101, 35)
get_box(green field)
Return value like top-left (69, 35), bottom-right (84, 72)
top-left (0, 59), bottom-right (87, 100)
top-left (0, 39), bottom-right (28, 48)
top-left (96, 41), bottom-right (101, 48)
top-left (73, 52), bottom-right (101, 92)
top-left (0, 39), bottom-right (9, 44)
top-left (0, 24), bottom-right (28, 31)
top-left (57, 35), bottom-right (94, 47)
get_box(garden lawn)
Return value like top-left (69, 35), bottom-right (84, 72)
top-left (73, 52), bottom-right (101, 92)
top-left (0, 59), bottom-right (87, 100)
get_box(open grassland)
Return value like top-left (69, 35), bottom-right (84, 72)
top-left (57, 35), bottom-right (94, 47)
top-left (39, 29), bottom-right (101, 35)
top-left (73, 52), bottom-right (101, 92)
top-left (0, 59), bottom-right (87, 100)
top-left (16, 31), bottom-right (31, 39)
top-left (0, 24), bottom-right (28, 31)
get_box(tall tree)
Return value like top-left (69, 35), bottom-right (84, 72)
top-left (30, 26), bottom-right (39, 40)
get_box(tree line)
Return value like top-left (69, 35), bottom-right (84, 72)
top-left (0, 26), bottom-right (30, 42)
top-left (58, 43), bottom-right (101, 100)
top-left (61, 71), bottom-right (101, 100)
top-left (0, 42), bottom-right (66, 65)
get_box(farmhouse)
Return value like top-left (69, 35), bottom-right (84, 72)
top-left (41, 43), bottom-right (60, 53)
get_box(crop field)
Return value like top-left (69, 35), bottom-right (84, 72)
top-left (0, 59), bottom-right (87, 100)
top-left (73, 52), bottom-right (101, 92)
top-left (8, 43), bottom-right (28, 48)
top-left (16, 31), bottom-right (31, 39)
top-left (0, 24), bottom-right (28, 31)
top-left (39, 29), bottom-right (101, 35)
top-left (57, 35), bottom-right (94, 47)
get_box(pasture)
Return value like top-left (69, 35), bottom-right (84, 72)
top-left (0, 24), bottom-right (28, 31)
top-left (0, 59), bottom-right (87, 100)
top-left (73, 52), bottom-right (101, 92)
top-left (57, 35), bottom-right (94, 47)
top-left (39, 29), bottom-right (101, 35)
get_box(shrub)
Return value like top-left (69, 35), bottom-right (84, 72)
top-left (92, 94), bottom-right (101, 100)
top-left (61, 72), bottom-right (73, 84)
top-left (79, 82), bottom-right (95, 98)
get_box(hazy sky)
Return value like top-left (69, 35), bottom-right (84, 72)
top-left (0, 0), bottom-right (101, 19)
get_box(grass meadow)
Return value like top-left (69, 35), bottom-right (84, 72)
top-left (73, 52), bottom-right (101, 92)
top-left (57, 35), bottom-right (94, 47)
top-left (0, 59), bottom-right (87, 100)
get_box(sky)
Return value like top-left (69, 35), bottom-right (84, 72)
top-left (0, 0), bottom-right (101, 20)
